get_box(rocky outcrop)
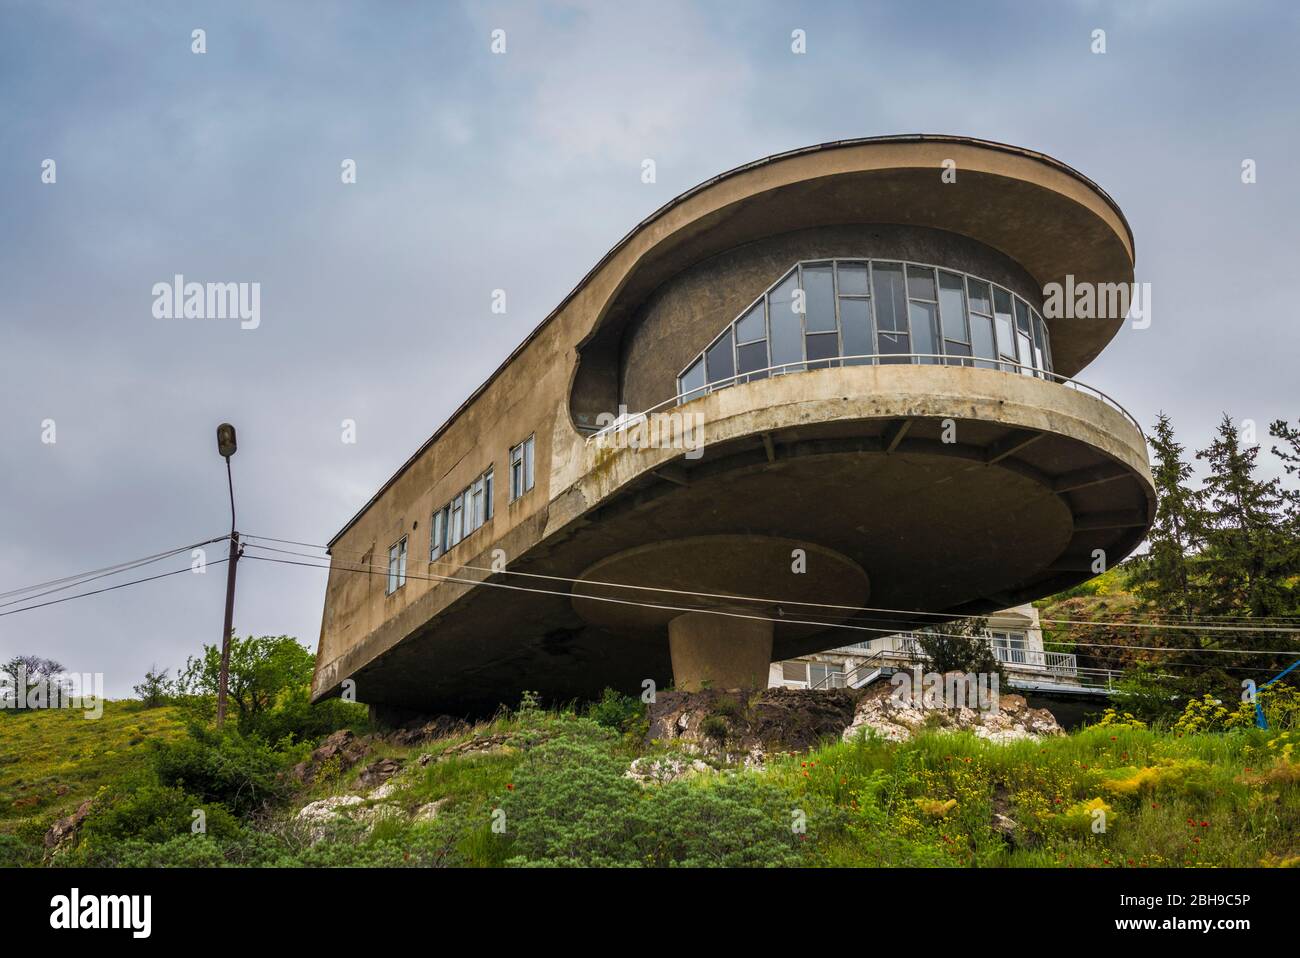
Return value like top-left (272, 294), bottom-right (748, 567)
top-left (841, 679), bottom-right (1063, 743)
top-left (646, 687), bottom-right (860, 763)
top-left (356, 757), bottom-right (404, 788)
top-left (641, 682), bottom-right (1061, 762)
top-left (386, 715), bottom-right (469, 748)
top-left (44, 799), bottom-right (93, 854)
top-left (419, 732), bottom-right (514, 766)
top-left (289, 729), bottom-right (373, 785)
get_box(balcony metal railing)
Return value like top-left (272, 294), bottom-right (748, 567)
top-left (586, 353), bottom-right (1144, 442)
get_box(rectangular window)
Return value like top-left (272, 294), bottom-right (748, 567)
top-left (1031, 311), bottom-right (1049, 375)
top-left (704, 329), bottom-right (735, 386)
top-left (938, 270), bottom-right (970, 366)
top-left (1014, 298), bottom-right (1035, 376)
top-left (678, 357), bottom-right (706, 402)
top-left (430, 506), bottom-right (447, 560)
top-left (871, 262), bottom-right (910, 362)
top-left (839, 295), bottom-right (873, 366)
top-left (992, 286), bottom-right (1016, 370)
top-left (966, 278), bottom-right (998, 370)
top-left (449, 493), bottom-right (464, 547)
top-left (809, 662), bottom-right (844, 688)
top-left (908, 300), bottom-right (939, 364)
top-left (801, 264), bottom-right (836, 332)
top-left (734, 302), bottom-right (769, 381)
top-left (386, 537), bottom-right (407, 595)
top-left (510, 436), bottom-right (535, 501)
top-left (469, 476), bottom-right (485, 533)
top-left (433, 463), bottom-right (495, 556)
top-left (781, 662), bottom-right (808, 684)
top-left (767, 269), bottom-right (803, 372)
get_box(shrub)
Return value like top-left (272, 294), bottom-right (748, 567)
top-left (240, 687), bottom-right (369, 744)
top-left (503, 732), bottom-right (648, 866)
top-left (1092, 708), bottom-right (1147, 730)
top-left (150, 725), bottom-right (301, 817)
top-left (79, 783), bottom-right (241, 847)
top-left (645, 775), bottom-right (811, 867)
top-left (586, 688), bottom-right (644, 733)
top-left (1057, 797), bottom-right (1117, 836)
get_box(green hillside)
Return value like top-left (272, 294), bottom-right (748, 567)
top-left (0, 701), bottom-right (185, 861)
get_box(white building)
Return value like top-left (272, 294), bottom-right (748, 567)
top-left (769, 604), bottom-right (1083, 691)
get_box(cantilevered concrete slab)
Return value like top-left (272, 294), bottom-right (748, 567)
top-left (312, 136), bottom-right (1150, 719)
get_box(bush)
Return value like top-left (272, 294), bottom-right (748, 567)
top-left (586, 687), bottom-right (644, 733)
top-left (647, 775), bottom-right (810, 867)
top-left (503, 731), bottom-right (648, 866)
top-left (150, 725), bottom-right (301, 818)
top-left (240, 687), bottom-right (369, 744)
top-left (79, 783), bottom-right (241, 847)
top-left (501, 719), bottom-right (812, 867)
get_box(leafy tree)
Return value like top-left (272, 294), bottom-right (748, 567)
top-left (133, 664), bottom-right (174, 708)
top-left (915, 617), bottom-right (1004, 684)
top-left (1, 655), bottom-right (66, 709)
top-left (178, 634), bottom-right (315, 729)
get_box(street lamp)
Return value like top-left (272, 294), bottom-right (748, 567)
top-left (215, 423), bottom-right (240, 728)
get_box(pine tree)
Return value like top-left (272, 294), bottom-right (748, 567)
top-left (1196, 414), bottom-right (1292, 619)
top-left (1132, 412), bottom-right (1203, 617)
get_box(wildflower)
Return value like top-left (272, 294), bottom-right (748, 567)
top-left (505, 783), bottom-right (514, 791)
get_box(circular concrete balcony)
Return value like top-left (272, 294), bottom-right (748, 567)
top-left (566, 360), bottom-right (1152, 639)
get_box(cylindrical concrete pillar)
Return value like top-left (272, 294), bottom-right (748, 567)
top-left (668, 610), bottom-right (774, 691)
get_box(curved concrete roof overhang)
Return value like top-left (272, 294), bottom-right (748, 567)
top-left (327, 136), bottom-right (1133, 549)
top-left (571, 135), bottom-right (1135, 408)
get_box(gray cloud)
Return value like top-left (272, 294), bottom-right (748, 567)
top-left (2, 0), bottom-right (1297, 694)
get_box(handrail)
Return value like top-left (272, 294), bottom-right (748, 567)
top-left (812, 649), bottom-right (886, 690)
top-left (586, 353), bottom-right (1144, 441)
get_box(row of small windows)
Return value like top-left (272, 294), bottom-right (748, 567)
top-left (677, 260), bottom-right (1055, 402)
top-left (385, 434), bottom-right (536, 595)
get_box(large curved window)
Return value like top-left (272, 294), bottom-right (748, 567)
top-left (677, 260), bottom-right (1054, 402)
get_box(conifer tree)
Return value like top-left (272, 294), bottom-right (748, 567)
top-left (1195, 414), bottom-right (1292, 620)
top-left (1132, 412), bottom-right (1203, 618)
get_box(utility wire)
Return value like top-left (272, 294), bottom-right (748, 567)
top-left (0, 558), bottom-right (227, 618)
top-left (245, 533), bottom-right (1300, 625)
top-left (241, 536), bottom-right (1300, 637)
top-left (0, 536), bottom-right (229, 606)
top-left (240, 550), bottom-right (1300, 658)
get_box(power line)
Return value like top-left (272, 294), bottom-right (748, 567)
top-left (240, 536), bottom-right (1300, 637)
top-left (240, 550), bottom-right (1299, 658)
top-left (0, 536), bottom-right (229, 606)
top-left (244, 533), bottom-right (1300, 625)
top-left (0, 558), bottom-right (227, 618)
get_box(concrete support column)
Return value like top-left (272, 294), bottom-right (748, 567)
top-left (668, 610), bottom-right (774, 691)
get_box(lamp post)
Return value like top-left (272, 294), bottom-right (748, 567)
top-left (215, 423), bottom-right (239, 728)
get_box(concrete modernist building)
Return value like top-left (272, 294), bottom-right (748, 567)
top-left (312, 135), bottom-right (1154, 720)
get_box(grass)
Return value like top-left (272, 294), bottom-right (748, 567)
top-left (0, 701), bottom-right (184, 826)
top-left (771, 724), bottom-right (1300, 867)
top-left (4, 696), bottom-right (1298, 868)
top-left (0, 700), bottom-right (185, 859)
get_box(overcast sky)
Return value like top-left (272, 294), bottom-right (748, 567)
top-left (2, 0), bottom-right (1297, 696)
